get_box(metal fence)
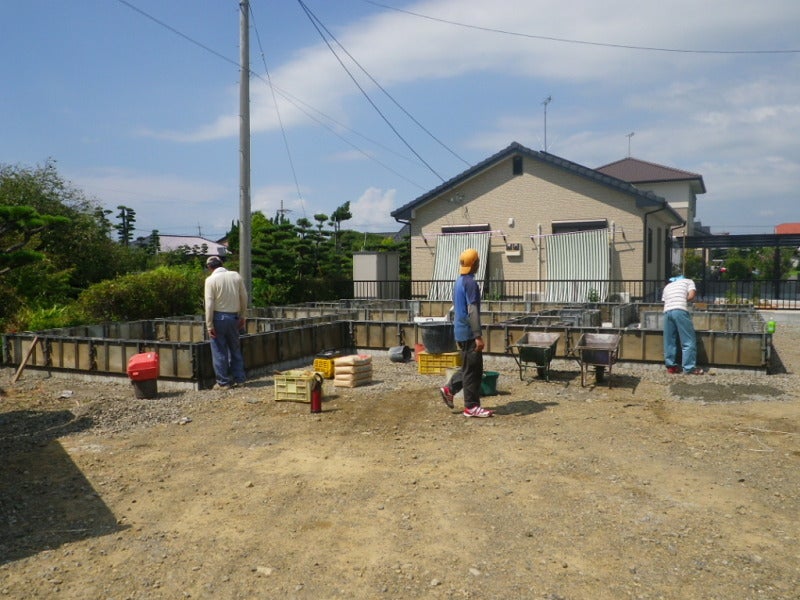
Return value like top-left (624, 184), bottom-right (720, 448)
top-left (351, 278), bottom-right (800, 310)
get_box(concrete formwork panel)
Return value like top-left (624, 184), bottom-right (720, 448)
top-left (294, 326), bottom-right (318, 360)
top-left (312, 322), bottom-right (352, 356)
top-left (641, 330), bottom-right (665, 363)
top-left (352, 321), bottom-right (391, 349)
top-left (619, 329), bottom-right (646, 362)
top-left (162, 345), bottom-right (199, 379)
top-left (496, 323), bottom-right (770, 369)
top-left (154, 321), bottom-right (205, 343)
top-left (50, 339), bottom-right (86, 371)
top-left (696, 331), bottom-right (770, 367)
top-left (361, 309), bottom-right (413, 322)
top-left (3, 303), bottom-right (776, 383)
top-left (242, 332), bottom-right (276, 367)
top-left (612, 304), bottom-right (639, 328)
top-left (416, 301), bottom-right (452, 318)
top-left (4, 320), bottom-right (354, 388)
top-left (94, 341), bottom-right (141, 374)
top-left (483, 327), bottom-right (507, 354)
top-left (617, 329), bottom-right (663, 362)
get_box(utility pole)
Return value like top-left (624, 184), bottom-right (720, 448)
top-left (542, 96), bottom-right (552, 153)
top-left (239, 0), bottom-right (252, 305)
top-left (276, 199), bottom-right (292, 221)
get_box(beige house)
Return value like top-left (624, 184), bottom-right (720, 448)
top-left (391, 142), bottom-right (684, 301)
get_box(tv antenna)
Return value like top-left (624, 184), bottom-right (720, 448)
top-left (626, 131), bottom-right (635, 157)
top-left (542, 96), bottom-right (552, 152)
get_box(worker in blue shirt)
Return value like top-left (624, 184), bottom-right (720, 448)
top-left (439, 248), bottom-right (493, 417)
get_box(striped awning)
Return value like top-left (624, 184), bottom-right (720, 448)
top-left (544, 229), bottom-right (610, 303)
top-left (428, 233), bottom-right (491, 301)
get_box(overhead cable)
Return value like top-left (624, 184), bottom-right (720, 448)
top-left (297, 0), bottom-right (446, 182)
top-left (363, 0), bottom-right (800, 55)
top-left (250, 3), bottom-right (307, 219)
top-left (300, 3), bottom-right (469, 167)
top-left (113, 0), bottom-right (428, 190)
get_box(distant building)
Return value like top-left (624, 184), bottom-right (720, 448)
top-left (157, 235), bottom-right (227, 258)
top-left (775, 223), bottom-right (800, 235)
top-left (595, 157), bottom-right (706, 236)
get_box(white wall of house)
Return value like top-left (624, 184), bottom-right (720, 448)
top-left (632, 180), bottom-right (696, 235)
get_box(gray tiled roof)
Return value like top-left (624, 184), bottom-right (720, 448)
top-left (391, 142), bottom-right (682, 223)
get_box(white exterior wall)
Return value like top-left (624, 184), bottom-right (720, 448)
top-left (408, 156), bottom-right (676, 283)
top-left (633, 181), bottom-right (695, 235)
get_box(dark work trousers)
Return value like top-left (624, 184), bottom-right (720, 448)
top-left (210, 311), bottom-right (246, 386)
top-left (447, 339), bottom-right (484, 408)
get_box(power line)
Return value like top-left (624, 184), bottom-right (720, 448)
top-left (298, 2), bottom-right (469, 167)
top-left (297, 0), bottom-right (445, 182)
top-left (113, 0), bottom-right (429, 190)
top-left (114, 0), bottom-right (240, 68)
top-left (362, 0), bottom-right (800, 55)
top-left (249, 3), bottom-right (307, 219)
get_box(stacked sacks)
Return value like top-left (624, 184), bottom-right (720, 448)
top-left (333, 354), bottom-right (373, 388)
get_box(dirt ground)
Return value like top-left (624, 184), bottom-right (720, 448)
top-left (2, 325), bottom-right (800, 600)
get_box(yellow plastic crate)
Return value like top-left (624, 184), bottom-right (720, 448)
top-left (313, 357), bottom-right (336, 379)
top-left (417, 351), bottom-right (462, 375)
top-left (274, 370), bottom-right (322, 402)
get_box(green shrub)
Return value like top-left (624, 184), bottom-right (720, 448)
top-left (76, 266), bottom-right (204, 322)
top-left (13, 304), bottom-right (86, 332)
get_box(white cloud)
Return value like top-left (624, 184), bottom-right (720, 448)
top-left (54, 1), bottom-right (800, 235)
top-left (70, 167), bottom-right (235, 236)
top-left (349, 187), bottom-right (401, 232)
top-left (165, 0), bottom-right (796, 143)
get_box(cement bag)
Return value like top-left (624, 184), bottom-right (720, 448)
top-left (335, 354), bottom-right (372, 367)
top-left (334, 363), bottom-right (373, 376)
top-left (333, 368), bottom-right (373, 387)
top-left (333, 375), bottom-right (373, 388)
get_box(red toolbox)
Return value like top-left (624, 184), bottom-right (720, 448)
top-left (127, 352), bottom-right (159, 381)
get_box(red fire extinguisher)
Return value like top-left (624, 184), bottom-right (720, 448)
top-left (310, 372), bottom-right (324, 413)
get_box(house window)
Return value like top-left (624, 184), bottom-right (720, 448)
top-left (441, 224), bottom-right (491, 234)
top-left (512, 156), bottom-right (523, 176)
top-left (656, 228), bottom-right (663, 278)
top-left (551, 219), bottom-right (608, 234)
top-left (647, 227), bottom-right (653, 264)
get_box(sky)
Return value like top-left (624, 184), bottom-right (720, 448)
top-left (2, 1), bottom-right (799, 241)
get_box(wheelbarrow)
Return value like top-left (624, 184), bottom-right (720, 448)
top-left (574, 332), bottom-right (621, 388)
top-left (509, 331), bottom-right (561, 381)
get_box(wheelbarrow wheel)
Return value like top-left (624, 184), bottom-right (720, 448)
top-left (595, 366), bottom-right (605, 383)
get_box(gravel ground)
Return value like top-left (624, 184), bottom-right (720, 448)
top-left (1, 326), bottom-right (799, 599)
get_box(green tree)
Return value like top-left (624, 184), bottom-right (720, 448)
top-left (250, 211), bottom-right (302, 305)
top-left (682, 251), bottom-right (704, 280)
top-left (146, 230), bottom-right (160, 255)
top-left (329, 201), bottom-right (352, 252)
top-left (0, 204), bottom-right (69, 275)
top-left (115, 205), bottom-right (136, 246)
top-left (0, 161), bottom-right (148, 329)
